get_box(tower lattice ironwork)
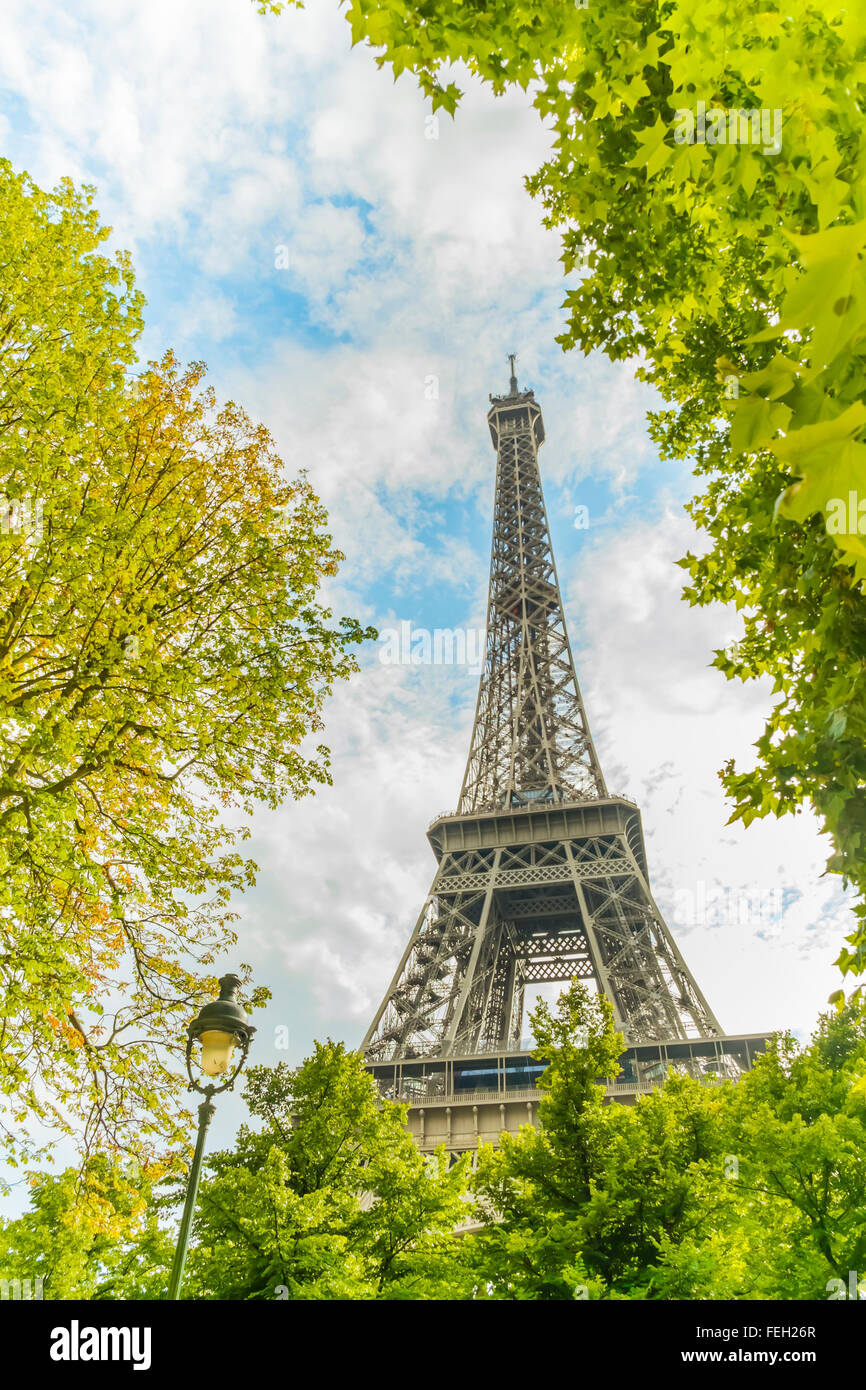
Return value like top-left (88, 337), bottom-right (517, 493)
top-left (363, 364), bottom-right (722, 1064)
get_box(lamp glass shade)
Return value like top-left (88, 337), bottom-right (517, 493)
top-left (199, 1028), bottom-right (236, 1077)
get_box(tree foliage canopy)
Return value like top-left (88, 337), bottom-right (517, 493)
top-left (469, 983), bottom-right (866, 1300)
top-left (4, 1001), bottom-right (863, 1301)
top-left (1, 1043), bottom-right (474, 1301)
top-left (0, 1155), bottom-right (172, 1300)
top-left (0, 160), bottom-right (372, 1166)
top-left (182, 1042), bottom-right (472, 1300)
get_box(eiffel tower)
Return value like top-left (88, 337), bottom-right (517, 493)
top-left (364, 361), bottom-right (768, 1151)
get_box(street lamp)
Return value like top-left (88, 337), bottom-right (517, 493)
top-left (167, 972), bottom-right (256, 1300)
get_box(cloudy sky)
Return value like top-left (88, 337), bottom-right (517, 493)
top-left (0, 0), bottom-right (853, 1162)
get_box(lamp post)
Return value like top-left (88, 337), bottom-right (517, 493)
top-left (167, 972), bottom-right (256, 1301)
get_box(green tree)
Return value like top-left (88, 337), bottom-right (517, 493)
top-left (259, 0), bottom-right (866, 994)
top-left (0, 160), bottom-right (373, 1165)
top-left (181, 1042), bottom-right (472, 1300)
top-left (0, 1156), bottom-right (173, 1300)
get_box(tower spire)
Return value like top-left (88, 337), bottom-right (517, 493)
top-left (508, 352), bottom-right (518, 395)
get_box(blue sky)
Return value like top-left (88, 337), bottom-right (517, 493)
top-left (0, 0), bottom-right (854, 1195)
